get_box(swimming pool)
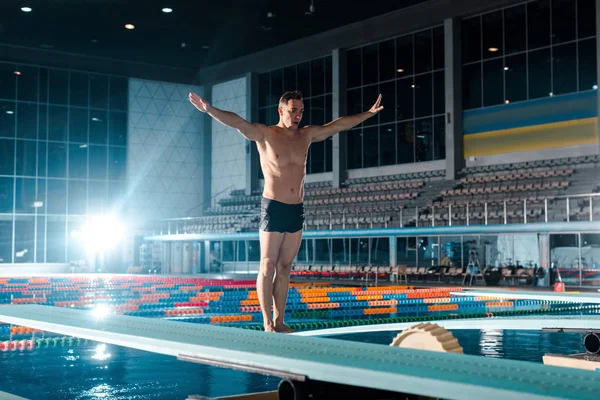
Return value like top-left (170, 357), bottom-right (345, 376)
top-left (0, 275), bottom-right (598, 399)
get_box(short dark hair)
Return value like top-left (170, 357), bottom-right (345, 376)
top-left (279, 90), bottom-right (303, 107)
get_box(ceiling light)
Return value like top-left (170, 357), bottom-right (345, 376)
top-left (488, 47), bottom-right (499, 52)
top-left (397, 68), bottom-right (404, 73)
top-left (14, 71), bottom-right (21, 75)
top-left (593, 85), bottom-right (598, 90)
top-left (6, 111), bottom-right (14, 114)
top-left (505, 100), bottom-right (510, 104)
top-left (162, 7), bottom-right (173, 13)
top-left (504, 67), bottom-right (509, 71)
top-left (125, 24), bottom-right (135, 30)
top-left (21, 7), bottom-right (32, 12)
top-left (411, 84), bottom-right (415, 88)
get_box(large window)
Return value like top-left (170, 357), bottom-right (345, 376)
top-left (345, 26), bottom-right (445, 169)
top-left (462, 0), bottom-right (597, 110)
top-left (0, 62), bottom-right (128, 263)
top-left (258, 56), bottom-right (333, 175)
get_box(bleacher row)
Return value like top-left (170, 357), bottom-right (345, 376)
top-left (151, 155), bottom-right (599, 234)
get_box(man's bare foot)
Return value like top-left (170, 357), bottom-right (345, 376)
top-left (264, 321), bottom-right (277, 332)
top-left (274, 323), bottom-right (294, 333)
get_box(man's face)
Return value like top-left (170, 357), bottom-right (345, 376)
top-left (279, 99), bottom-right (304, 128)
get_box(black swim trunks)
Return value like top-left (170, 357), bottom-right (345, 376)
top-left (259, 196), bottom-right (305, 233)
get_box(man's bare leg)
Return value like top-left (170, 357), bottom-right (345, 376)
top-left (257, 231), bottom-right (285, 332)
top-left (273, 230), bottom-right (303, 333)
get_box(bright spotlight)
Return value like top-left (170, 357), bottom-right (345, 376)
top-left (76, 215), bottom-right (126, 253)
top-left (162, 7), bottom-right (173, 13)
top-left (21, 7), bottom-right (32, 12)
top-left (92, 343), bottom-right (111, 361)
top-left (92, 304), bottom-right (112, 319)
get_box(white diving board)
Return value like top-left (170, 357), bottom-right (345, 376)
top-left (452, 290), bottom-right (600, 304)
top-left (1, 305), bottom-right (600, 400)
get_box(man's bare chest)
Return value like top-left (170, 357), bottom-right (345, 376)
top-left (260, 135), bottom-right (311, 165)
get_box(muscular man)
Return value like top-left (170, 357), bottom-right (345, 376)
top-left (189, 90), bottom-right (383, 332)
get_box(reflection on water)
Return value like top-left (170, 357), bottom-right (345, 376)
top-left (0, 330), bottom-right (588, 399)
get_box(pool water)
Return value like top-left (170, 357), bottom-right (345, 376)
top-left (0, 329), bottom-right (588, 399)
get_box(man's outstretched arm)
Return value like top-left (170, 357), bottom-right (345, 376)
top-left (189, 92), bottom-right (265, 141)
top-left (309, 94), bottom-right (383, 143)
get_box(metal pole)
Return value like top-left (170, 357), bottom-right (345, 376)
top-left (578, 232), bottom-right (582, 287)
top-left (415, 206), bottom-right (419, 227)
top-left (400, 208), bottom-right (403, 228)
top-left (432, 205), bottom-right (435, 227)
top-left (503, 201), bottom-right (507, 225)
top-left (466, 203), bottom-right (470, 226)
top-left (544, 198), bottom-right (548, 223)
top-left (449, 203), bottom-right (452, 226)
top-left (589, 196), bottom-right (593, 222)
top-left (484, 202), bottom-right (488, 225)
top-left (567, 197), bottom-right (570, 222)
top-left (524, 199), bottom-right (527, 224)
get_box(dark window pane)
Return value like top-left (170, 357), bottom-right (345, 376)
top-left (463, 63), bottom-right (482, 109)
top-left (482, 11), bottom-right (503, 58)
top-left (310, 58), bottom-right (325, 97)
top-left (88, 180), bottom-right (107, 214)
top-left (362, 85), bottom-right (378, 126)
top-left (90, 110), bottom-right (108, 144)
top-left (378, 81), bottom-right (395, 124)
top-left (310, 96), bottom-right (325, 126)
top-left (0, 220), bottom-right (13, 263)
top-left (16, 66), bottom-right (38, 102)
top-left (325, 56), bottom-right (332, 94)
top-left (48, 105), bottom-right (68, 141)
top-left (14, 217), bottom-right (34, 263)
top-left (38, 68), bottom-right (48, 104)
top-left (433, 71), bottom-right (445, 115)
top-left (414, 29), bottom-right (433, 73)
top-left (528, 48), bottom-right (552, 99)
top-left (505, 53), bottom-right (527, 103)
top-left (68, 180), bottom-right (87, 215)
top-left (303, 98), bottom-right (311, 125)
top-left (0, 101), bottom-right (16, 138)
top-left (325, 94), bottom-right (332, 123)
top-left (69, 107), bottom-right (88, 143)
top-left (325, 137), bottom-right (332, 172)
top-left (380, 124), bottom-right (396, 166)
top-left (396, 77), bottom-right (414, 121)
top-left (552, 0), bottom-right (576, 44)
top-left (528, 0), bottom-right (551, 49)
top-left (109, 111), bottom-right (127, 146)
top-left (462, 17), bottom-right (481, 63)
top-left (0, 63), bottom-right (16, 100)
top-left (396, 34), bottom-right (414, 76)
top-left (347, 88), bottom-right (362, 116)
top-left (397, 121), bottom-right (414, 164)
top-left (258, 73), bottom-right (269, 108)
top-left (16, 140), bottom-right (36, 177)
top-left (48, 69), bottom-right (68, 105)
top-left (46, 218), bottom-right (65, 263)
top-left (504, 5), bottom-right (526, 54)
top-left (379, 39), bottom-right (395, 82)
top-left (283, 65), bottom-right (297, 93)
top-left (267, 105), bottom-right (277, 126)
top-left (16, 102), bottom-right (37, 139)
top-left (109, 76), bottom-right (128, 110)
top-left (36, 216), bottom-right (45, 263)
top-left (363, 126), bottom-right (378, 167)
top-left (415, 117), bottom-right (433, 162)
top-left (346, 48), bottom-right (362, 88)
top-left (578, 0), bottom-right (596, 39)
top-left (69, 72), bottom-right (89, 107)
top-left (433, 26), bottom-right (444, 70)
top-left (48, 142), bottom-right (67, 178)
top-left (297, 62), bottom-right (310, 98)
top-left (363, 44), bottom-right (378, 86)
top-left (308, 140), bottom-right (325, 174)
top-left (270, 69), bottom-right (283, 104)
top-left (38, 104), bottom-right (47, 140)
top-left (69, 144), bottom-right (88, 179)
top-left (433, 115), bottom-right (445, 160)
top-left (483, 58), bottom-right (504, 107)
top-left (15, 178), bottom-right (36, 213)
top-left (0, 178), bottom-right (14, 213)
top-left (89, 145), bottom-right (107, 180)
top-left (553, 42), bottom-right (577, 95)
top-left (47, 180), bottom-right (66, 214)
top-left (347, 129), bottom-right (362, 169)
top-left (36, 178), bottom-right (46, 213)
top-left (258, 107), bottom-right (268, 125)
top-left (414, 73), bottom-right (433, 118)
top-left (37, 142), bottom-right (47, 177)
top-left (579, 38), bottom-right (598, 91)
top-left (108, 146), bottom-right (126, 181)
top-left (0, 138), bottom-right (15, 175)
top-left (90, 74), bottom-right (109, 109)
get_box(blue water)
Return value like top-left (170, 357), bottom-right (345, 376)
top-left (0, 328), bottom-right (588, 399)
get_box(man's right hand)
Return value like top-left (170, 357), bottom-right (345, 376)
top-left (189, 92), bottom-right (211, 113)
